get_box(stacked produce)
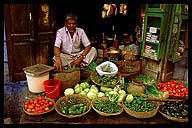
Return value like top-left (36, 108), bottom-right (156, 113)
top-left (64, 81), bottom-right (126, 103)
top-left (94, 73), bottom-right (117, 86)
top-left (124, 94), bottom-right (156, 112)
top-left (59, 97), bottom-right (88, 115)
top-left (93, 99), bottom-right (122, 114)
top-left (23, 96), bottom-right (54, 114)
top-left (159, 101), bottom-right (188, 119)
top-left (157, 80), bottom-right (188, 97)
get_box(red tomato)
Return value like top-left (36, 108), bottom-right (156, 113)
top-left (25, 101), bottom-right (29, 105)
top-left (45, 100), bottom-right (49, 104)
top-left (38, 96), bottom-right (43, 101)
top-left (36, 103), bottom-right (41, 107)
top-left (24, 105), bottom-right (28, 110)
top-left (29, 99), bottom-right (34, 104)
top-left (45, 107), bottom-right (50, 111)
top-left (27, 109), bottom-right (31, 113)
top-left (40, 102), bottom-right (44, 106)
top-left (49, 101), bottom-right (54, 106)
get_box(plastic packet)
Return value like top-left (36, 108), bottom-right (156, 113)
top-left (96, 61), bottom-right (118, 77)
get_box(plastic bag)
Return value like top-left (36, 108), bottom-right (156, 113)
top-left (96, 61), bottom-right (118, 77)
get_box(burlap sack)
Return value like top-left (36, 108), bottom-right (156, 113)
top-left (52, 68), bottom-right (80, 94)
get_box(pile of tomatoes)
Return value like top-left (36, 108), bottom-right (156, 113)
top-left (24, 96), bottom-right (54, 114)
top-left (157, 80), bottom-right (188, 97)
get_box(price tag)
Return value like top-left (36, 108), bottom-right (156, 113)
top-left (149, 27), bottom-right (157, 33)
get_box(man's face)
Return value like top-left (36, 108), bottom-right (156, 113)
top-left (65, 19), bottom-right (77, 33)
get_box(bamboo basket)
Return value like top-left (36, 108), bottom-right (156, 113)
top-left (23, 97), bottom-right (55, 116)
top-left (90, 71), bottom-right (121, 88)
top-left (122, 96), bottom-right (159, 119)
top-left (55, 94), bottom-right (91, 118)
top-left (91, 97), bottom-right (123, 116)
top-left (158, 111), bottom-right (188, 122)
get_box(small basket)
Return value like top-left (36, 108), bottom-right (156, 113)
top-left (23, 97), bottom-right (55, 116)
top-left (122, 97), bottom-right (159, 119)
top-left (90, 71), bottom-right (121, 88)
top-left (91, 97), bottom-right (123, 116)
top-left (158, 111), bottom-right (188, 122)
top-left (55, 94), bottom-right (91, 118)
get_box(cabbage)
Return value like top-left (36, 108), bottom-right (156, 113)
top-left (126, 94), bottom-right (134, 103)
top-left (79, 91), bottom-right (87, 96)
top-left (74, 86), bottom-right (83, 94)
top-left (98, 92), bottom-right (105, 97)
top-left (117, 94), bottom-right (124, 102)
top-left (106, 88), bottom-right (113, 92)
top-left (87, 91), bottom-right (97, 100)
top-left (89, 88), bottom-right (98, 94)
top-left (84, 88), bottom-right (90, 93)
top-left (80, 82), bottom-right (88, 89)
top-left (64, 88), bottom-right (74, 96)
top-left (84, 82), bottom-right (90, 88)
top-left (119, 90), bottom-right (126, 96)
top-left (90, 85), bottom-right (98, 93)
top-left (100, 86), bottom-right (112, 92)
top-left (74, 84), bottom-right (80, 89)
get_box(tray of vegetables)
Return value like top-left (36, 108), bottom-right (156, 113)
top-left (23, 96), bottom-right (55, 116)
top-left (158, 101), bottom-right (188, 122)
top-left (90, 71), bottom-right (121, 88)
top-left (55, 94), bottom-right (91, 118)
top-left (91, 97), bottom-right (123, 116)
top-left (122, 94), bottom-right (159, 119)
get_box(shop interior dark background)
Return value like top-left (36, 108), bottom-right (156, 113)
top-left (55, 3), bottom-right (141, 40)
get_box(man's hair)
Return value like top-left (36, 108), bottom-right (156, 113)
top-left (65, 13), bottom-right (78, 22)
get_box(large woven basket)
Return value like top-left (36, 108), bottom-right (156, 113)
top-left (122, 97), bottom-right (159, 119)
top-left (91, 97), bottom-right (123, 116)
top-left (90, 71), bottom-right (121, 88)
top-left (52, 68), bottom-right (80, 94)
top-left (55, 94), bottom-right (91, 118)
top-left (158, 111), bottom-right (188, 122)
top-left (23, 97), bottom-right (55, 116)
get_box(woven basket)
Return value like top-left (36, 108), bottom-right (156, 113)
top-left (23, 97), bottom-right (55, 116)
top-left (90, 71), bottom-right (121, 88)
top-left (55, 94), bottom-right (91, 118)
top-left (52, 68), bottom-right (80, 94)
top-left (122, 97), bottom-right (159, 119)
top-left (158, 111), bottom-right (188, 122)
top-left (91, 97), bottom-right (123, 116)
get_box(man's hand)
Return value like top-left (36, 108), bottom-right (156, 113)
top-left (73, 56), bottom-right (83, 67)
top-left (55, 56), bottom-right (62, 72)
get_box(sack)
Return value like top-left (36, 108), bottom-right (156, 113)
top-left (52, 68), bottom-right (80, 94)
top-left (96, 61), bottom-right (118, 77)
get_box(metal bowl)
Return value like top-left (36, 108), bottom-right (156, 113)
top-left (107, 49), bottom-right (120, 58)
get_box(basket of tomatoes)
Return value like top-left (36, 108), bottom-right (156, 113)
top-left (157, 80), bottom-right (188, 99)
top-left (23, 96), bottom-right (55, 116)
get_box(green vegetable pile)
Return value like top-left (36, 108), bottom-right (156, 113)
top-left (59, 97), bottom-right (88, 115)
top-left (94, 74), bottom-right (117, 86)
top-left (124, 94), bottom-right (156, 112)
top-left (85, 61), bottom-right (98, 74)
top-left (159, 101), bottom-right (188, 119)
top-left (93, 100), bottom-right (121, 114)
top-left (135, 74), bottom-right (163, 97)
